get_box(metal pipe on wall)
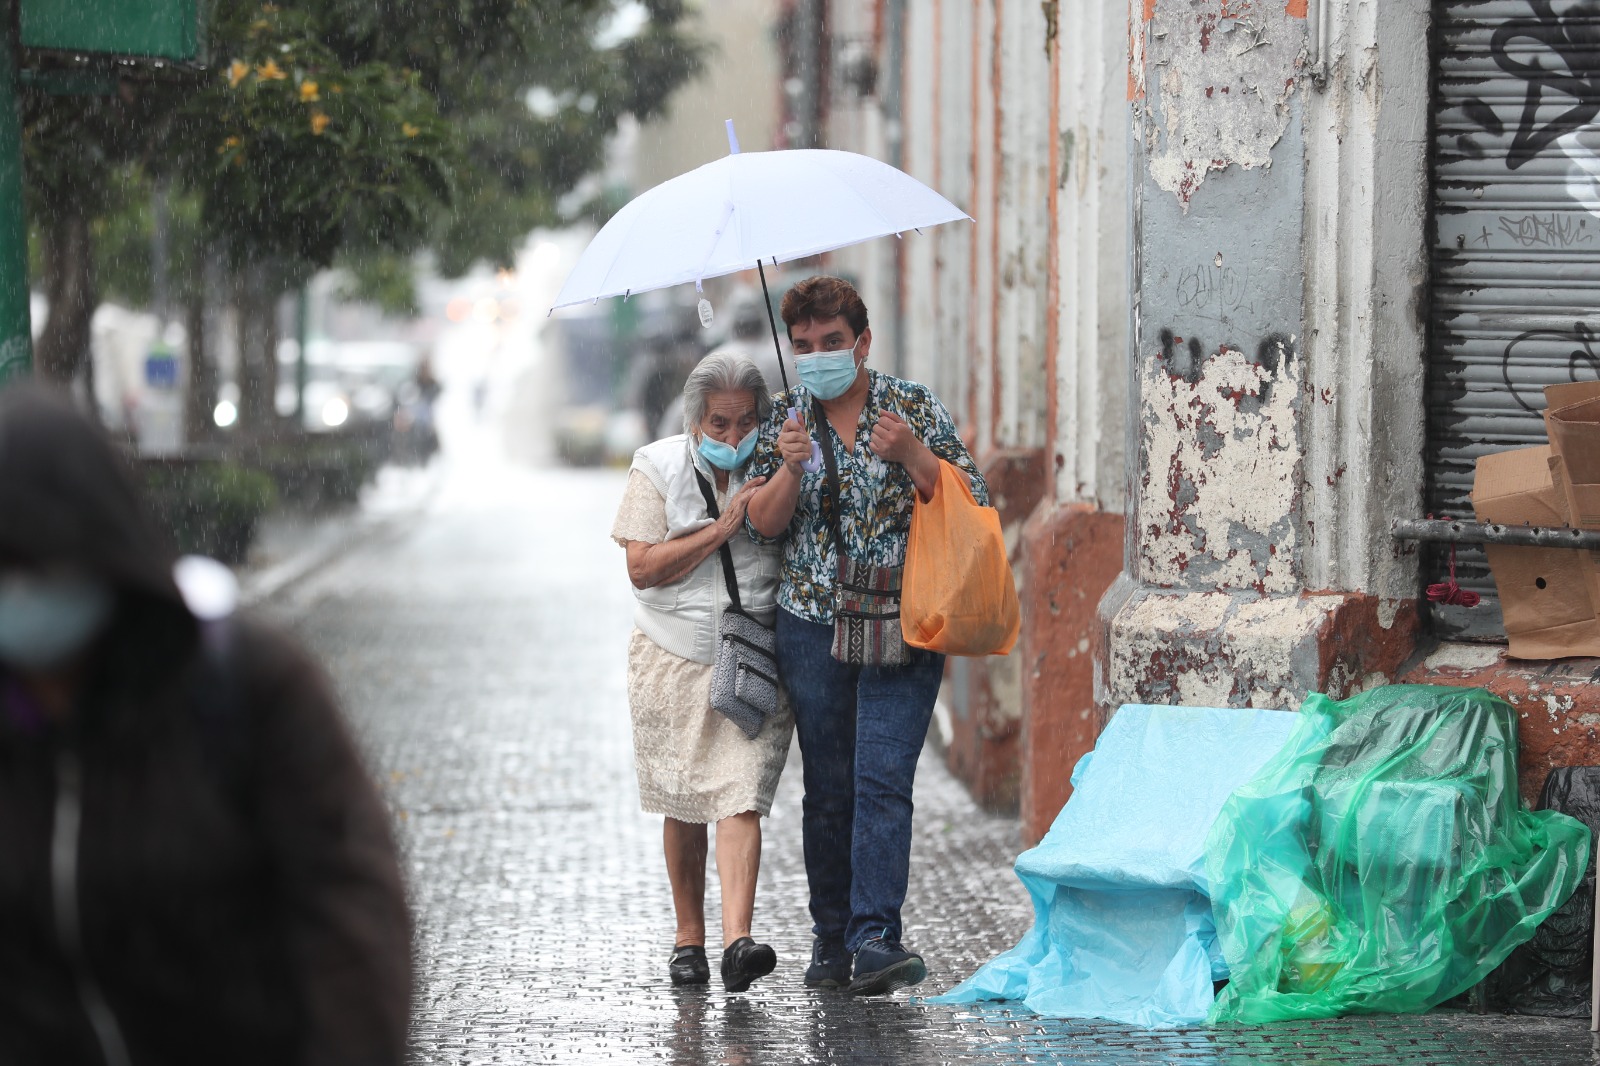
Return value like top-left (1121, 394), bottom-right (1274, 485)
top-left (1307, 0), bottom-right (1328, 91)
top-left (1391, 518), bottom-right (1600, 550)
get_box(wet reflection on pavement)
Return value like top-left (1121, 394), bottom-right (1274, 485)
top-left (263, 458), bottom-right (1594, 1065)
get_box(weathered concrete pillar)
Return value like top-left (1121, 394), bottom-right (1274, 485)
top-left (1099, 0), bottom-right (1423, 716)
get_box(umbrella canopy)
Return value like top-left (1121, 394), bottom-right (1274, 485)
top-left (551, 147), bottom-right (971, 310)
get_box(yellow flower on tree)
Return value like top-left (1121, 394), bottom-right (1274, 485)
top-left (228, 60), bottom-right (249, 87)
top-left (217, 135), bottom-right (243, 154)
top-left (255, 60), bottom-right (287, 81)
top-left (300, 81), bottom-right (320, 102)
top-left (402, 122), bottom-right (420, 138)
top-left (310, 111), bottom-right (331, 135)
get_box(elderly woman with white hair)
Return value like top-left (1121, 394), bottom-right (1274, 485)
top-left (610, 351), bottom-right (794, 993)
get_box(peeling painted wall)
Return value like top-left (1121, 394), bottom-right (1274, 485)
top-left (1132, 30), bottom-right (1308, 593)
top-left (1139, 335), bottom-right (1300, 591)
top-left (992, 0), bottom-right (1052, 451)
top-left (1141, 0), bottom-right (1306, 209)
top-left (1298, 0), bottom-right (1429, 614)
top-left (1109, 0), bottom-right (1322, 710)
top-left (1109, 0), bottom-right (1438, 716)
top-left (1104, 585), bottom-right (1330, 709)
top-left (934, 0), bottom-right (976, 424)
top-left (1058, 0), bottom-right (1130, 510)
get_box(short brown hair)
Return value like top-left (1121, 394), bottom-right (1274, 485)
top-left (780, 276), bottom-right (869, 340)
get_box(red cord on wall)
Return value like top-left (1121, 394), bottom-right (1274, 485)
top-left (1426, 530), bottom-right (1481, 608)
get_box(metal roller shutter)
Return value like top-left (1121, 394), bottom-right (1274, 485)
top-left (1429, 0), bottom-right (1600, 640)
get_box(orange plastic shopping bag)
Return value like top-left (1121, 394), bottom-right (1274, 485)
top-left (901, 460), bottom-right (1020, 656)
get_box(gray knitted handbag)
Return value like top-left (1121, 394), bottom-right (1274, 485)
top-left (695, 473), bottom-right (780, 739)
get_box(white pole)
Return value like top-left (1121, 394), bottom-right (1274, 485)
top-left (1590, 857), bottom-right (1598, 1032)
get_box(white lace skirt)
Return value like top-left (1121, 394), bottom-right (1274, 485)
top-left (626, 628), bottom-right (793, 823)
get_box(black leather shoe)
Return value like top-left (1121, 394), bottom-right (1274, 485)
top-left (669, 945), bottom-right (709, 986)
top-left (804, 937), bottom-right (851, 988)
top-left (720, 936), bottom-right (777, 993)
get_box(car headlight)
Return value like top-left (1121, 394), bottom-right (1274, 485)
top-left (213, 400), bottom-right (238, 428)
top-left (321, 397), bottom-right (350, 427)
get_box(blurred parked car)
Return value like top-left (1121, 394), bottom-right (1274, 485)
top-left (276, 339), bottom-right (421, 433)
top-left (545, 313), bottom-right (619, 467)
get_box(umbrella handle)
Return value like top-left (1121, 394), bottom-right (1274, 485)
top-left (789, 406), bottom-right (824, 473)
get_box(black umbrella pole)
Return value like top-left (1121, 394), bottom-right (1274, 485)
top-left (757, 259), bottom-right (790, 392)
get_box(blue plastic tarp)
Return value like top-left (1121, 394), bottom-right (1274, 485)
top-left (927, 704), bottom-right (1300, 1027)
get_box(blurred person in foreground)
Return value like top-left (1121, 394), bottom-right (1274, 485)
top-left (0, 385), bottom-right (410, 1066)
top-left (611, 352), bottom-right (794, 992)
top-left (746, 276), bottom-right (988, 996)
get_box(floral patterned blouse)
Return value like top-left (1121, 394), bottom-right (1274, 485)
top-left (746, 370), bottom-right (989, 624)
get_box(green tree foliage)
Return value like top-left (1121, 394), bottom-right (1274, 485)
top-left (20, 0), bottom-right (706, 385)
top-left (176, 3), bottom-right (454, 269)
top-left (315, 0), bottom-right (705, 272)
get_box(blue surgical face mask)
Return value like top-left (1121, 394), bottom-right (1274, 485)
top-left (796, 337), bottom-right (862, 400)
top-left (697, 427), bottom-right (758, 471)
top-left (0, 573), bottom-right (114, 673)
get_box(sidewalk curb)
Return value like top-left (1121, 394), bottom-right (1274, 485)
top-left (239, 466), bottom-right (444, 607)
top-left (238, 511), bottom-right (393, 607)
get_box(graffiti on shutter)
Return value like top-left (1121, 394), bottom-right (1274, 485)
top-left (1430, 0), bottom-right (1600, 640)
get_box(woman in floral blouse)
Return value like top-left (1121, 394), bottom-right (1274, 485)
top-left (746, 275), bottom-right (988, 997)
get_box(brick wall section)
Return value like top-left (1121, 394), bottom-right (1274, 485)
top-left (1314, 594), bottom-right (1423, 698)
top-left (1402, 645), bottom-right (1600, 805)
top-left (1018, 502), bottom-right (1125, 845)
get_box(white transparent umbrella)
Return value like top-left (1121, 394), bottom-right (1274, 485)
top-left (550, 121), bottom-right (972, 396)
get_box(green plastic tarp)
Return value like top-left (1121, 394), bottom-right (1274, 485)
top-left (1206, 685), bottom-right (1591, 1024)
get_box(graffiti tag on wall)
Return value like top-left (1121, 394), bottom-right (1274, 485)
top-left (1175, 263), bottom-right (1256, 319)
top-left (1497, 212), bottom-right (1595, 247)
top-left (1483, 1), bottom-right (1600, 170)
top-left (1502, 321), bottom-right (1600, 412)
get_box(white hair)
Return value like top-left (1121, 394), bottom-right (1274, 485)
top-left (682, 350), bottom-right (772, 434)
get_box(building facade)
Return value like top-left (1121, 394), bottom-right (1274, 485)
top-left (797, 0), bottom-right (1600, 842)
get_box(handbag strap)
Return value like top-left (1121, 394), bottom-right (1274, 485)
top-left (813, 397), bottom-right (849, 567)
top-left (693, 470), bottom-right (744, 614)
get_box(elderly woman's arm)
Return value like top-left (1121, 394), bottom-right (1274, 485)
top-left (625, 477), bottom-right (767, 589)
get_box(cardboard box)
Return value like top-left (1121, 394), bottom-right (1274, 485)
top-left (1472, 446), bottom-right (1600, 659)
top-left (1471, 379), bottom-right (1600, 659)
top-left (1545, 381), bottom-right (1600, 523)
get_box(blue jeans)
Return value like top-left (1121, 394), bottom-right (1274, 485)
top-left (775, 608), bottom-right (946, 953)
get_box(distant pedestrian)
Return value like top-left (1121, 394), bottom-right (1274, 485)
top-left (746, 275), bottom-right (989, 995)
top-left (611, 352), bottom-right (794, 992)
top-left (0, 385), bottom-right (411, 1066)
top-left (721, 294), bottom-right (787, 398)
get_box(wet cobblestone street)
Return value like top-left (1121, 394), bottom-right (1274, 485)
top-left (261, 458), bottom-right (1598, 1064)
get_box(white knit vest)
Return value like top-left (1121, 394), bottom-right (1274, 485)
top-left (630, 435), bottom-right (780, 665)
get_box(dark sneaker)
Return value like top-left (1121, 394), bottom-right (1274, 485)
top-left (804, 937), bottom-right (851, 988)
top-left (846, 936), bottom-right (927, 996)
top-left (669, 945), bottom-right (709, 986)
top-left (720, 936), bottom-right (777, 993)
